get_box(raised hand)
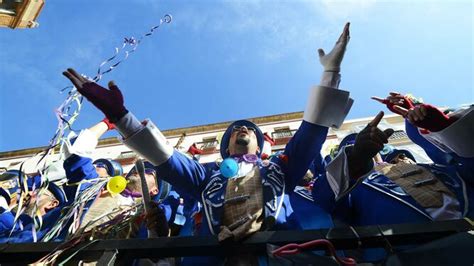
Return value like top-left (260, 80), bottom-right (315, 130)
top-left (393, 104), bottom-right (453, 132)
top-left (145, 201), bottom-right (170, 237)
top-left (63, 68), bottom-right (128, 122)
top-left (318, 22), bottom-right (350, 72)
top-left (348, 112), bottom-right (394, 178)
top-left (353, 111), bottom-right (394, 160)
top-left (371, 92), bottom-right (414, 115)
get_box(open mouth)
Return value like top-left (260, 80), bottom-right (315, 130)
top-left (237, 132), bottom-right (249, 139)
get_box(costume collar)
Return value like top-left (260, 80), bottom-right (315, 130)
top-left (231, 154), bottom-right (259, 164)
top-left (121, 188), bottom-right (142, 198)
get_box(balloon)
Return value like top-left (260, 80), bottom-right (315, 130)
top-left (107, 175), bottom-right (127, 194)
top-left (220, 158), bottom-right (238, 178)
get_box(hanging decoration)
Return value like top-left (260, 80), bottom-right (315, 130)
top-left (6, 13), bottom-right (173, 243)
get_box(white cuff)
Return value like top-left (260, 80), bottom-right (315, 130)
top-left (115, 112), bottom-right (144, 138)
top-left (423, 107), bottom-right (474, 158)
top-left (120, 120), bottom-right (174, 166)
top-left (320, 71), bottom-right (341, 89)
top-left (63, 129), bottom-right (98, 158)
top-left (303, 86), bottom-right (353, 128)
top-left (325, 146), bottom-right (372, 200)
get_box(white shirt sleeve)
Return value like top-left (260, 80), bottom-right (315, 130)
top-left (63, 129), bottom-right (99, 158)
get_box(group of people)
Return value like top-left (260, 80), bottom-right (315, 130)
top-left (1, 22), bottom-right (473, 265)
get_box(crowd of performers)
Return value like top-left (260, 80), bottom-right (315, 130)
top-left (1, 23), bottom-right (473, 265)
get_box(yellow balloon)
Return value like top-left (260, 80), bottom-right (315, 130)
top-left (107, 175), bottom-right (127, 194)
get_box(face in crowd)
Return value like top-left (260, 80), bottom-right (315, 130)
top-left (93, 162), bottom-right (110, 178)
top-left (227, 125), bottom-right (260, 156)
top-left (389, 153), bottom-right (416, 165)
top-left (126, 168), bottom-right (159, 197)
top-left (23, 189), bottom-right (59, 217)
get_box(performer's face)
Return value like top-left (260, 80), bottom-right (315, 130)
top-left (23, 190), bottom-right (59, 217)
top-left (391, 153), bottom-right (416, 164)
top-left (94, 163), bottom-right (110, 178)
top-left (127, 171), bottom-right (159, 196)
top-left (227, 125), bottom-right (260, 156)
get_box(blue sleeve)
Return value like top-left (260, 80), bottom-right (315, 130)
top-left (311, 173), bottom-right (353, 224)
top-left (63, 154), bottom-right (99, 200)
top-left (283, 121), bottom-right (329, 190)
top-left (156, 151), bottom-right (209, 200)
top-left (405, 120), bottom-right (453, 165)
top-left (0, 207), bottom-right (63, 243)
top-left (310, 153), bottom-right (327, 176)
top-left (0, 211), bottom-right (15, 235)
top-left (159, 190), bottom-right (180, 223)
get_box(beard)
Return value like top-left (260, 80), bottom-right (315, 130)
top-left (235, 135), bottom-right (250, 146)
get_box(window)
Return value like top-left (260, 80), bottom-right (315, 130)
top-left (196, 136), bottom-right (219, 154)
top-left (271, 126), bottom-right (297, 145)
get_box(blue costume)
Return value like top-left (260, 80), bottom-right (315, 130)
top-left (289, 158), bottom-right (333, 230)
top-left (312, 108), bottom-right (474, 261)
top-left (0, 172), bottom-right (69, 243)
top-left (290, 186), bottom-right (334, 230)
top-left (112, 67), bottom-right (353, 264)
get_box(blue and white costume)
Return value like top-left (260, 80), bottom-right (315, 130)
top-left (311, 106), bottom-right (474, 261)
top-left (113, 72), bottom-right (353, 240)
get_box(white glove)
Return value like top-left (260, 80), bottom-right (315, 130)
top-left (318, 22), bottom-right (350, 72)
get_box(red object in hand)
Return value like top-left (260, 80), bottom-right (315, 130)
top-left (411, 104), bottom-right (455, 132)
top-left (382, 96), bottom-right (414, 116)
top-left (188, 143), bottom-right (204, 155)
top-left (102, 118), bottom-right (116, 131)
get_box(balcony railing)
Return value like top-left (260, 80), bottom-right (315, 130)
top-left (0, 219), bottom-right (471, 264)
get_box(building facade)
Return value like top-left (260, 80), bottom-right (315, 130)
top-left (0, 0), bottom-right (44, 29)
top-left (0, 111), bottom-right (431, 179)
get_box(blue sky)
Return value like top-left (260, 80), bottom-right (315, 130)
top-left (0, 0), bottom-right (472, 152)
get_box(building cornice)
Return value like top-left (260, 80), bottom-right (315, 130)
top-left (0, 111), bottom-right (404, 159)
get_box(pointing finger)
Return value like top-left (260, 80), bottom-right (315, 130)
top-left (337, 22), bottom-right (350, 43)
top-left (368, 111), bottom-right (384, 127)
top-left (371, 96), bottom-right (387, 104)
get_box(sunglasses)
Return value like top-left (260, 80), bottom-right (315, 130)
top-left (232, 125), bottom-right (257, 133)
top-left (129, 168), bottom-right (156, 177)
top-left (94, 163), bottom-right (108, 169)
